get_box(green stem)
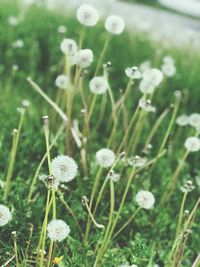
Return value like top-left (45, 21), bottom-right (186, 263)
top-left (4, 109), bottom-right (25, 199)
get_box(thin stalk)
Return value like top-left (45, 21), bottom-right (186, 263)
top-left (175, 192), bottom-right (188, 239)
top-left (84, 199), bottom-right (104, 229)
top-left (28, 123), bottom-right (66, 201)
top-left (4, 109), bottom-right (25, 199)
top-left (12, 234), bottom-right (19, 267)
top-left (112, 207), bottom-right (141, 240)
top-left (94, 179), bottom-right (115, 265)
top-left (94, 35), bottom-right (111, 76)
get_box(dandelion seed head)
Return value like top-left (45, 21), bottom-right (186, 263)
top-left (180, 180), bottom-right (195, 193)
top-left (39, 174), bottom-right (60, 189)
top-left (189, 113), bottom-right (200, 129)
top-left (12, 64), bottom-right (19, 71)
top-left (105, 15), bottom-right (125, 35)
top-left (161, 62), bottom-right (176, 77)
top-left (0, 205), bottom-right (12, 227)
top-left (125, 66), bottom-right (142, 79)
top-left (184, 136), bottom-right (200, 152)
top-left (136, 190), bottom-right (155, 209)
top-left (176, 115), bottom-right (189, 126)
top-left (96, 148), bottom-right (115, 168)
top-left (12, 39), bottom-right (24, 49)
top-left (55, 74), bottom-right (68, 90)
top-left (73, 49), bottom-right (93, 68)
top-left (139, 68), bottom-right (163, 94)
top-left (8, 16), bottom-right (19, 26)
top-left (47, 219), bottom-right (70, 242)
top-left (139, 98), bottom-right (156, 113)
top-left (60, 39), bottom-right (77, 56)
top-left (51, 155), bottom-right (78, 183)
top-left (76, 4), bottom-right (99, 27)
top-left (58, 25), bottom-right (67, 34)
top-left (89, 76), bottom-right (108, 95)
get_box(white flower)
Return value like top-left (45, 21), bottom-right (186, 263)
top-left (51, 155), bottom-right (78, 183)
top-left (12, 64), bottom-right (19, 71)
top-left (55, 75), bottom-right (68, 90)
top-left (60, 39), bottom-right (78, 56)
top-left (47, 219), bottom-right (70, 242)
top-left (184, 137), bottom-right (200, 152)
top-left (136, 190), bottom-right (155, 209)
top-left (96, 148), bottom-right (115, 168)
top-left (125, 67), bottom-right (142, 79)
top-left (176, 115), bottom-right (189, 126)
top-left (161, 63), bottom-right (176, 77)
top-left (8, 16), bottom-right (19, 26)
top-left (39, 174), bottom-right (60, 189)
top-left (189, 113), bottom-right (200, 129)
top-left (128, 156), bottom-right (147, 168)
top-left (89, 76), bottom-right (108, 94)
top-left (76, 4), bottom-right (99, 27)
top-left (105, 15), bottom-right (125, 35)
top-left (12, 39), bottom-right (24, 48)
top-left (139, 98), bottom-right (156, 113)
top-left (58, 25), bottom-right (67, 33)
top-left (163, 56), bottom-right (174, 65)
top-left (139, 60), bottom-right (151, 72)
top-left (0, 205), bottom-right (12, 227)
top-left (139, 68), bottom-right (163, 94)
top-left (73, 49), bottom-right (93, 68)
top-left (143, 68), bottom-right (163, 86)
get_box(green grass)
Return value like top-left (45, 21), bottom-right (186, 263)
top-left (0, 1), bottom-right (199, 267)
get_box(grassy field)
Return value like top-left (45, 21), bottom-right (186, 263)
top-left (0, 1), bottom-right (200, 267)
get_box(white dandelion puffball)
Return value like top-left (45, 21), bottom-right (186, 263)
top-left (143, 68), bottom-right (163, 86)
top-left (136, 190), bottom-right (155, 209)
top-left (96, 148), bottom-right (116, 168)
top-left (89, 76), bottom-right (108, 95)
top-left (139, 79), bottom-right (156, 94)
top-left (189, 113), bottom-right (200, 129)
top-left (47, 219), bottom-right (70, 242)
top-left (12, 39), bottom-right (24, 49)
top-left (58, 25), bottom-right (67, 33)
top-left (8, 16), bottom-right (19, 26)
top-left (55, 75), bottom-right (68, 90)
top-left (161, 63), bottom-right (176, 77)
top-left (76, 4), bottom-right (99, 27)
top-left (105, 15), bottom-right (125, 35)
top-left (51, 155), bottom-right (78, 183)
top-left (0, 205), bottom-right (12, 227)
top-left (176, 115), bottom-right (189, 126)
top-left (125, 67), bottom-right (142, 79)
top-left (73, 49), bottom-right (94, 68)
top-left (163, 55), bottom-right (174, 65)
top-left (60, 39), bottom-right (78, 56)
top-left (184, 137), bottom-right (200, 152)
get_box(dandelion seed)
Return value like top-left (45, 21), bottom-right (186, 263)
top-left (188, 113), bottom-right (200, 129)
top-left (163, 55), bottom-right (175, 65)
top-left (0, 204), bottom-right (12, 227)
top-left (128, 155), bottom-right (147, 168)
top-left (8, 16), bottom-right (19, 26)
top-left (139, 60), bottom-right (151, 72)
top-left (55, 75), bottom-right (68, 90)
top-left (89, 76), bottom-right (108, 94)
top-left (105, 15), bottom-right (125, 35)
top-left (139, 98), bottom-right (156, 113)
top-left (176, 115), bottom-right (189, 126)
top-left (184, 136), bottom-right (200, 152)
top-left (125, 66), bottom-right (142, 79)
top-left (22, 99), bottom-right (31, 108)
top-left (60, 39), bottom-right (78, 56)
top-left (108, 170), bottom-right (120, 182)
top-left (47, 219), bottom-right (70, 242)
top-left (73, 49), bottom-right (93, 68)
top-left (96, 148), bottom-right (116, 168)
top-left (135, 190), bottom-right (155, 209)
top-left (51, 155), bottom-right (78, 183)
top-left (76, 4), bottom-right (99, 27)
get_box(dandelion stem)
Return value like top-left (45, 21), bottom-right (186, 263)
top-left (175, 192), bottom-right (188, 239)
top-left (112, 207), bottom-right (141, 240)
top-left (84, 199), bottom-right (105, 229)
top-left (94, 35), bottom-right (110, 76)
top-left (4, 109), bottom-right (25, 199)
